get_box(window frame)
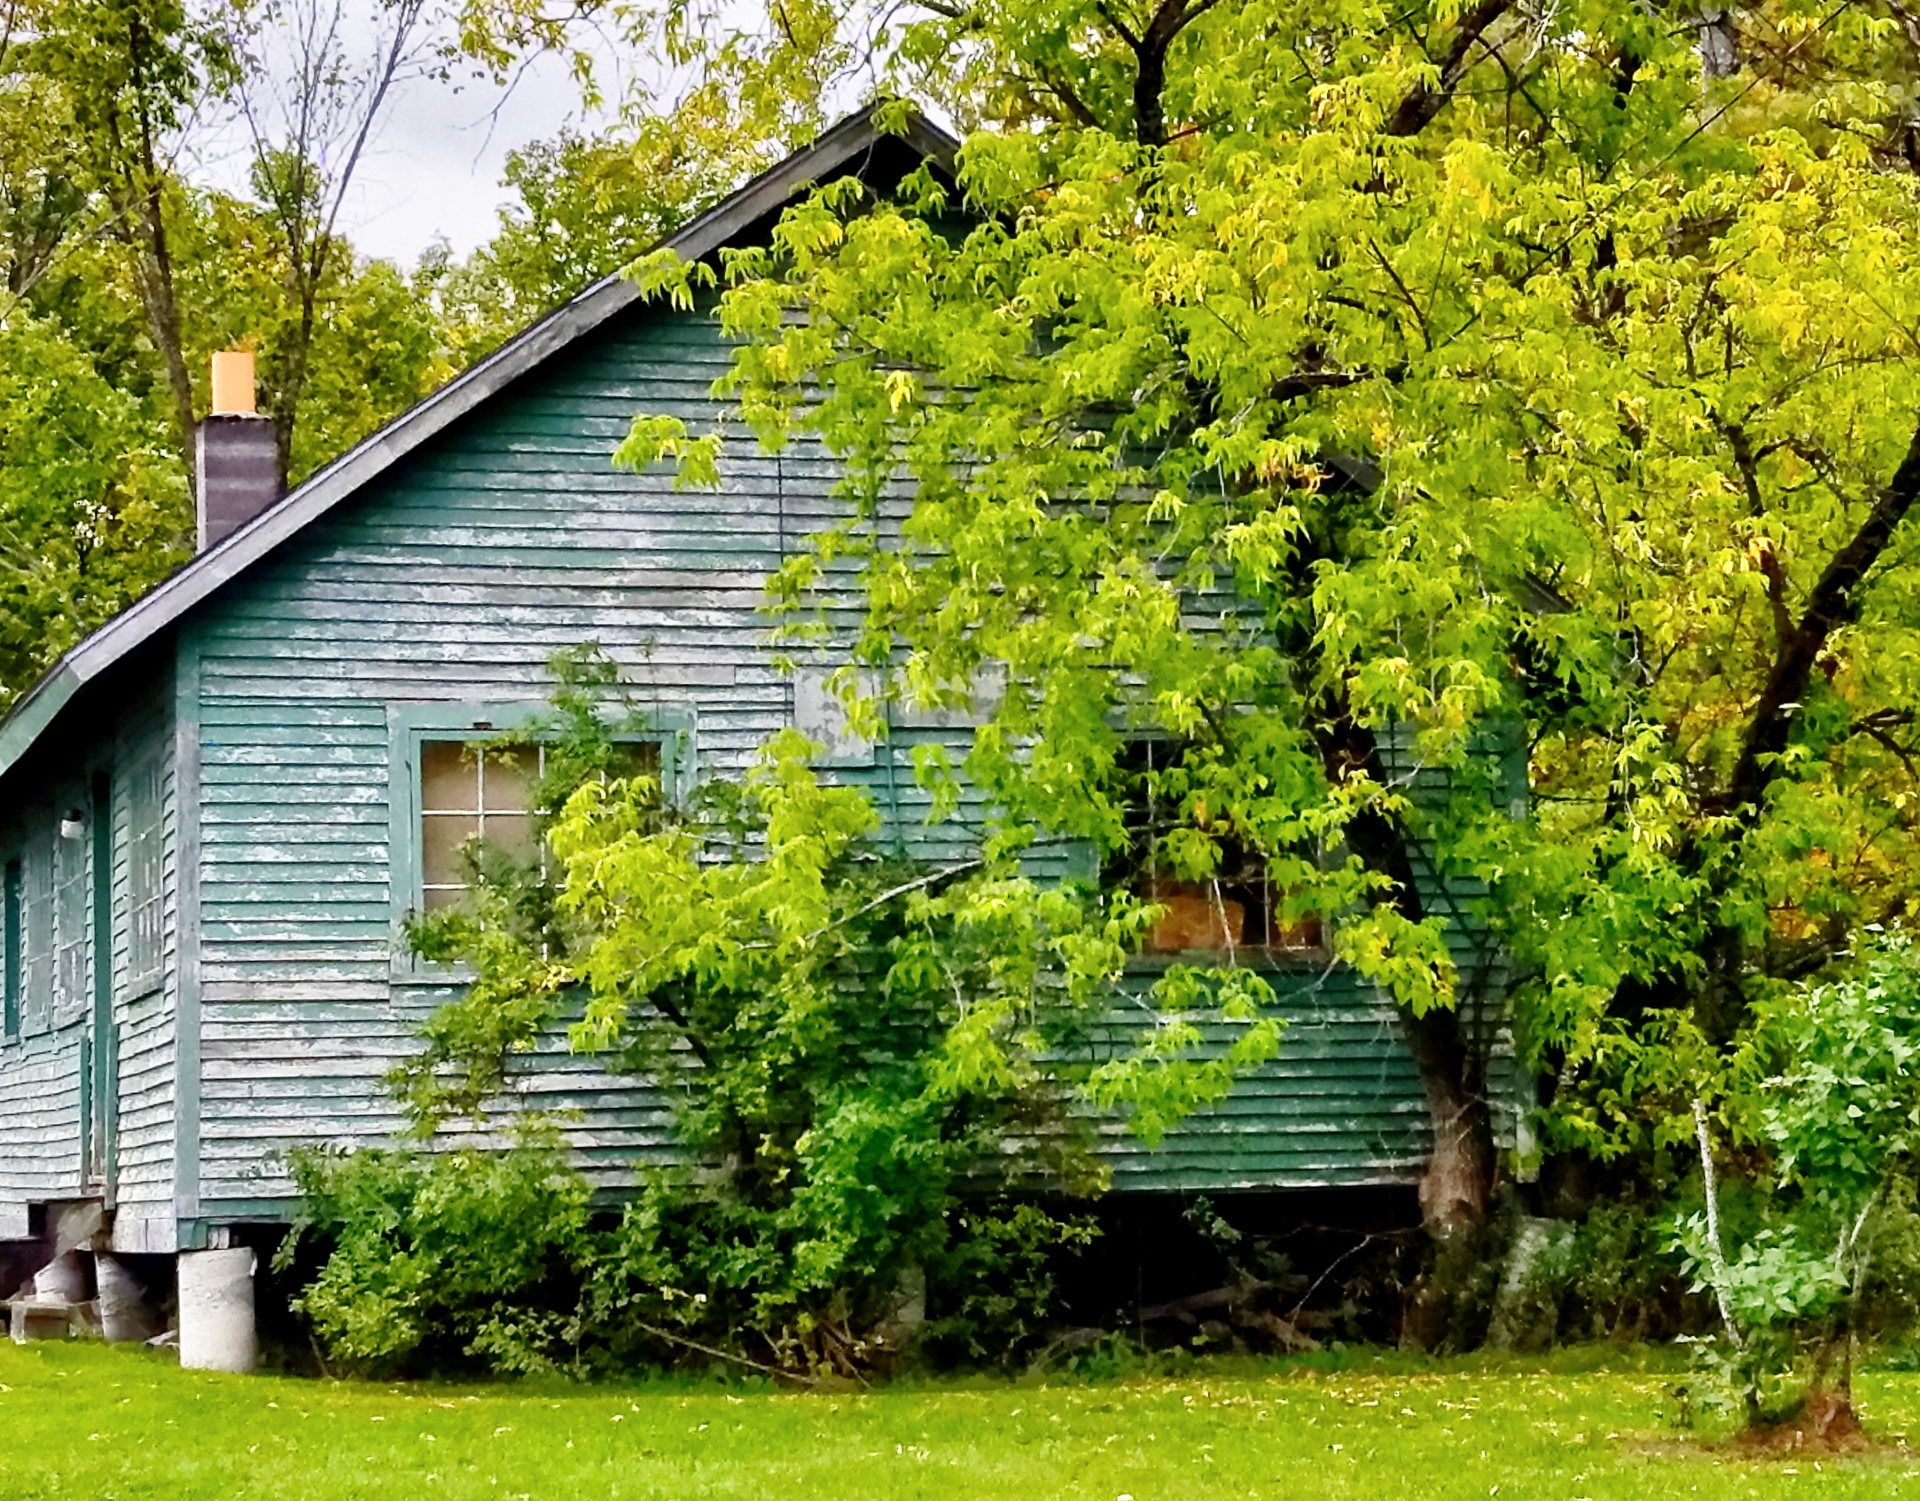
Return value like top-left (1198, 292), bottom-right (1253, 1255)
top-left (125, 751), bottom-right (166, 995)
top-left (387, 701), bottom-right (693, 980)
top-left (51, 795), bottom-right (90, 1029)
top-left (416, 737), bottom-right (552, 913)
top-left (1105, 736), bottom-right (1332, 970)
top-left (2, 853), bottom-right (19, 1044)
top-left (19, 822), bottom-right (52, 1036)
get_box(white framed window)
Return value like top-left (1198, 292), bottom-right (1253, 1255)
top-left (18, 827), bottom-right (51, 1034)
top-left (388, 703), bottom-right (692, 962)
top-left (418, 739), bottom-right (544, 911)
top-left (1111, 737), bottom-right (1328, 963)
top-left (53, 805), bottom-right (89, 1026)
top-left (2, 854), bottom-right (18, 1042)
top-left (418, 738), bottom-right (666, 910)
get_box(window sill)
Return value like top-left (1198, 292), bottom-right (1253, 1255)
top-left (1125, 947), bottom-right (1332, 973)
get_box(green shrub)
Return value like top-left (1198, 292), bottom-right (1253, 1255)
top-left (918, 1202), bottom-right (1099, 1367)
top-left (1675, 937), bottom-right (1920, 1424)
top-left (283, 1136), bottom-right (1095, 1378)
top-left (288, 652), bottom-right (1302, 1378)
top-left (282, 1130), bottom-right (593, 1374)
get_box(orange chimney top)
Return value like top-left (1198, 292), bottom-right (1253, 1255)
top-left (209, 350), bottom-right (256, 416)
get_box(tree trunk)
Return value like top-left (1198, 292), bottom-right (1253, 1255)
top-left (1313, 713), bottom-right (1498, 1244)
top-left (1400, 1001), bottom-right (1496, 1237)
top-left (130, 212), bottom-right (196, 475)
top-left (117, 18), bottom-right (197, 489)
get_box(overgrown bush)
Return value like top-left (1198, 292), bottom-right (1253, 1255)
top-left (1561, 1202), bottom-right (1689, 1341)
top-left (283, 1134), bottom-right (1095, 1378)
top-left (283, 1129), bottom-right (593, 1374)
top-left (286, 651), bottom-right (1276, 1378)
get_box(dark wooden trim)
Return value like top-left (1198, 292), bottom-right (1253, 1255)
top-left (171, 633), bottom-right (201, 1232)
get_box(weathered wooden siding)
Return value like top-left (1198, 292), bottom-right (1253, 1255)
top-left (0, 664), bottom-right (178, 1244)
top-left (0, 779), bottom-right (89, 1235)
top-left (0, 1026), bottom-right (84, 1237)
top-left (109, 687), bottom-right (178, 1253)
top-left (190, 311), bottom-right (802, 1215)
top-left (184, 297), bottom-right (1512, 1218)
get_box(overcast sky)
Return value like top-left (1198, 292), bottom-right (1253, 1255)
top-left (333, 52), bottom-right (611, 264)
top-left (191, 14), bottom-right (629, 269)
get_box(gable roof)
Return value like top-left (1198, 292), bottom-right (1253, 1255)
top-left (0, 104), bottom-right (957, 778)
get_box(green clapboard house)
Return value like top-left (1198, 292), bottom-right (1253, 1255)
top-left (0, 108), bottom-right (1517, 1294)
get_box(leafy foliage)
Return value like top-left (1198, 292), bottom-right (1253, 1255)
top-left (1675, 939), bottom-right (1920, 1421)
top-left (432, 129), bottom-right (694, 362)
top-left (0, 1), bottom-right (756, 702)
top-left (0, 311), bottom-right (189, 698)
top-left (281, 651), bottom-right (1281, 1376)
top-left (610, 0), bottom-right (1920, 1251)
top-left (283, 1128), bottom-right (594, 1374)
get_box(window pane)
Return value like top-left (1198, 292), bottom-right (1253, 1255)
top-left (3, 858), bottom-right (18, 1039)
top-left (24, 835), bottom-right (50, 1032)
top-left (1273, 915), bottom-right (1325, 952)
top-left (421, 741), bottom-right (477, 813)
top-left (1110, 736), bottom-right (1327, 959)
top-left (129, 754), bottom-right (164, 979)
top-left (480, 812), bottom-right (539, 864)
top-left (1143, 880), bottom-right (1247, 953)
top-left (421, 812), bottom-right (477, 890)
top-left (480, 745), bottom-right (539, 815)
top-left (612, 741), bottom-right (661, 781)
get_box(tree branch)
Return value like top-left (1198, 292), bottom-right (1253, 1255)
top-left (1116, 0), bottom-right (1224, 146)
top-left (1722, 416), bottom-right (1920, 817)
top-left (1720, 420), bottom-right (1795, 649)
top-left (1092, 0), bottom-right (1142, 52)
top-left (1385, 0), bottom-right (1516, 139)
top-left (1369, 238), bottom-right (1432, 350)
top-left (1033, 64), bottom-right (1103, 130)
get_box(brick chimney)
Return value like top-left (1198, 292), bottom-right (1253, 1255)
top-left (195, 350), bottom-right (281, 550)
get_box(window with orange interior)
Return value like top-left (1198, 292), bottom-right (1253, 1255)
top-left (1112, 738), bottom-right (1325, 960)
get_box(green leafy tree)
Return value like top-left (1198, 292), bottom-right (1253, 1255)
top-left (173, 187), bottom-right (450, 484)
top-left (0, 312), bottom-right (188, 702)
top-left (285, 1126), bottom-right (596, 1374)
top-left (18, 0), bottom-right (236, 463)
top-left (0, 0), bottom-right (497, 696)
top-left (437, 0), bottom-right (862, 361)
top-left (433, 128), bottom-right (714, 362)
top-left (616, 0), bottom-right (1920, 1279)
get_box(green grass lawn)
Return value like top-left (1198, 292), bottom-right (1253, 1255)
top-left (4, 1341), bottom-right (1919, 1499)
